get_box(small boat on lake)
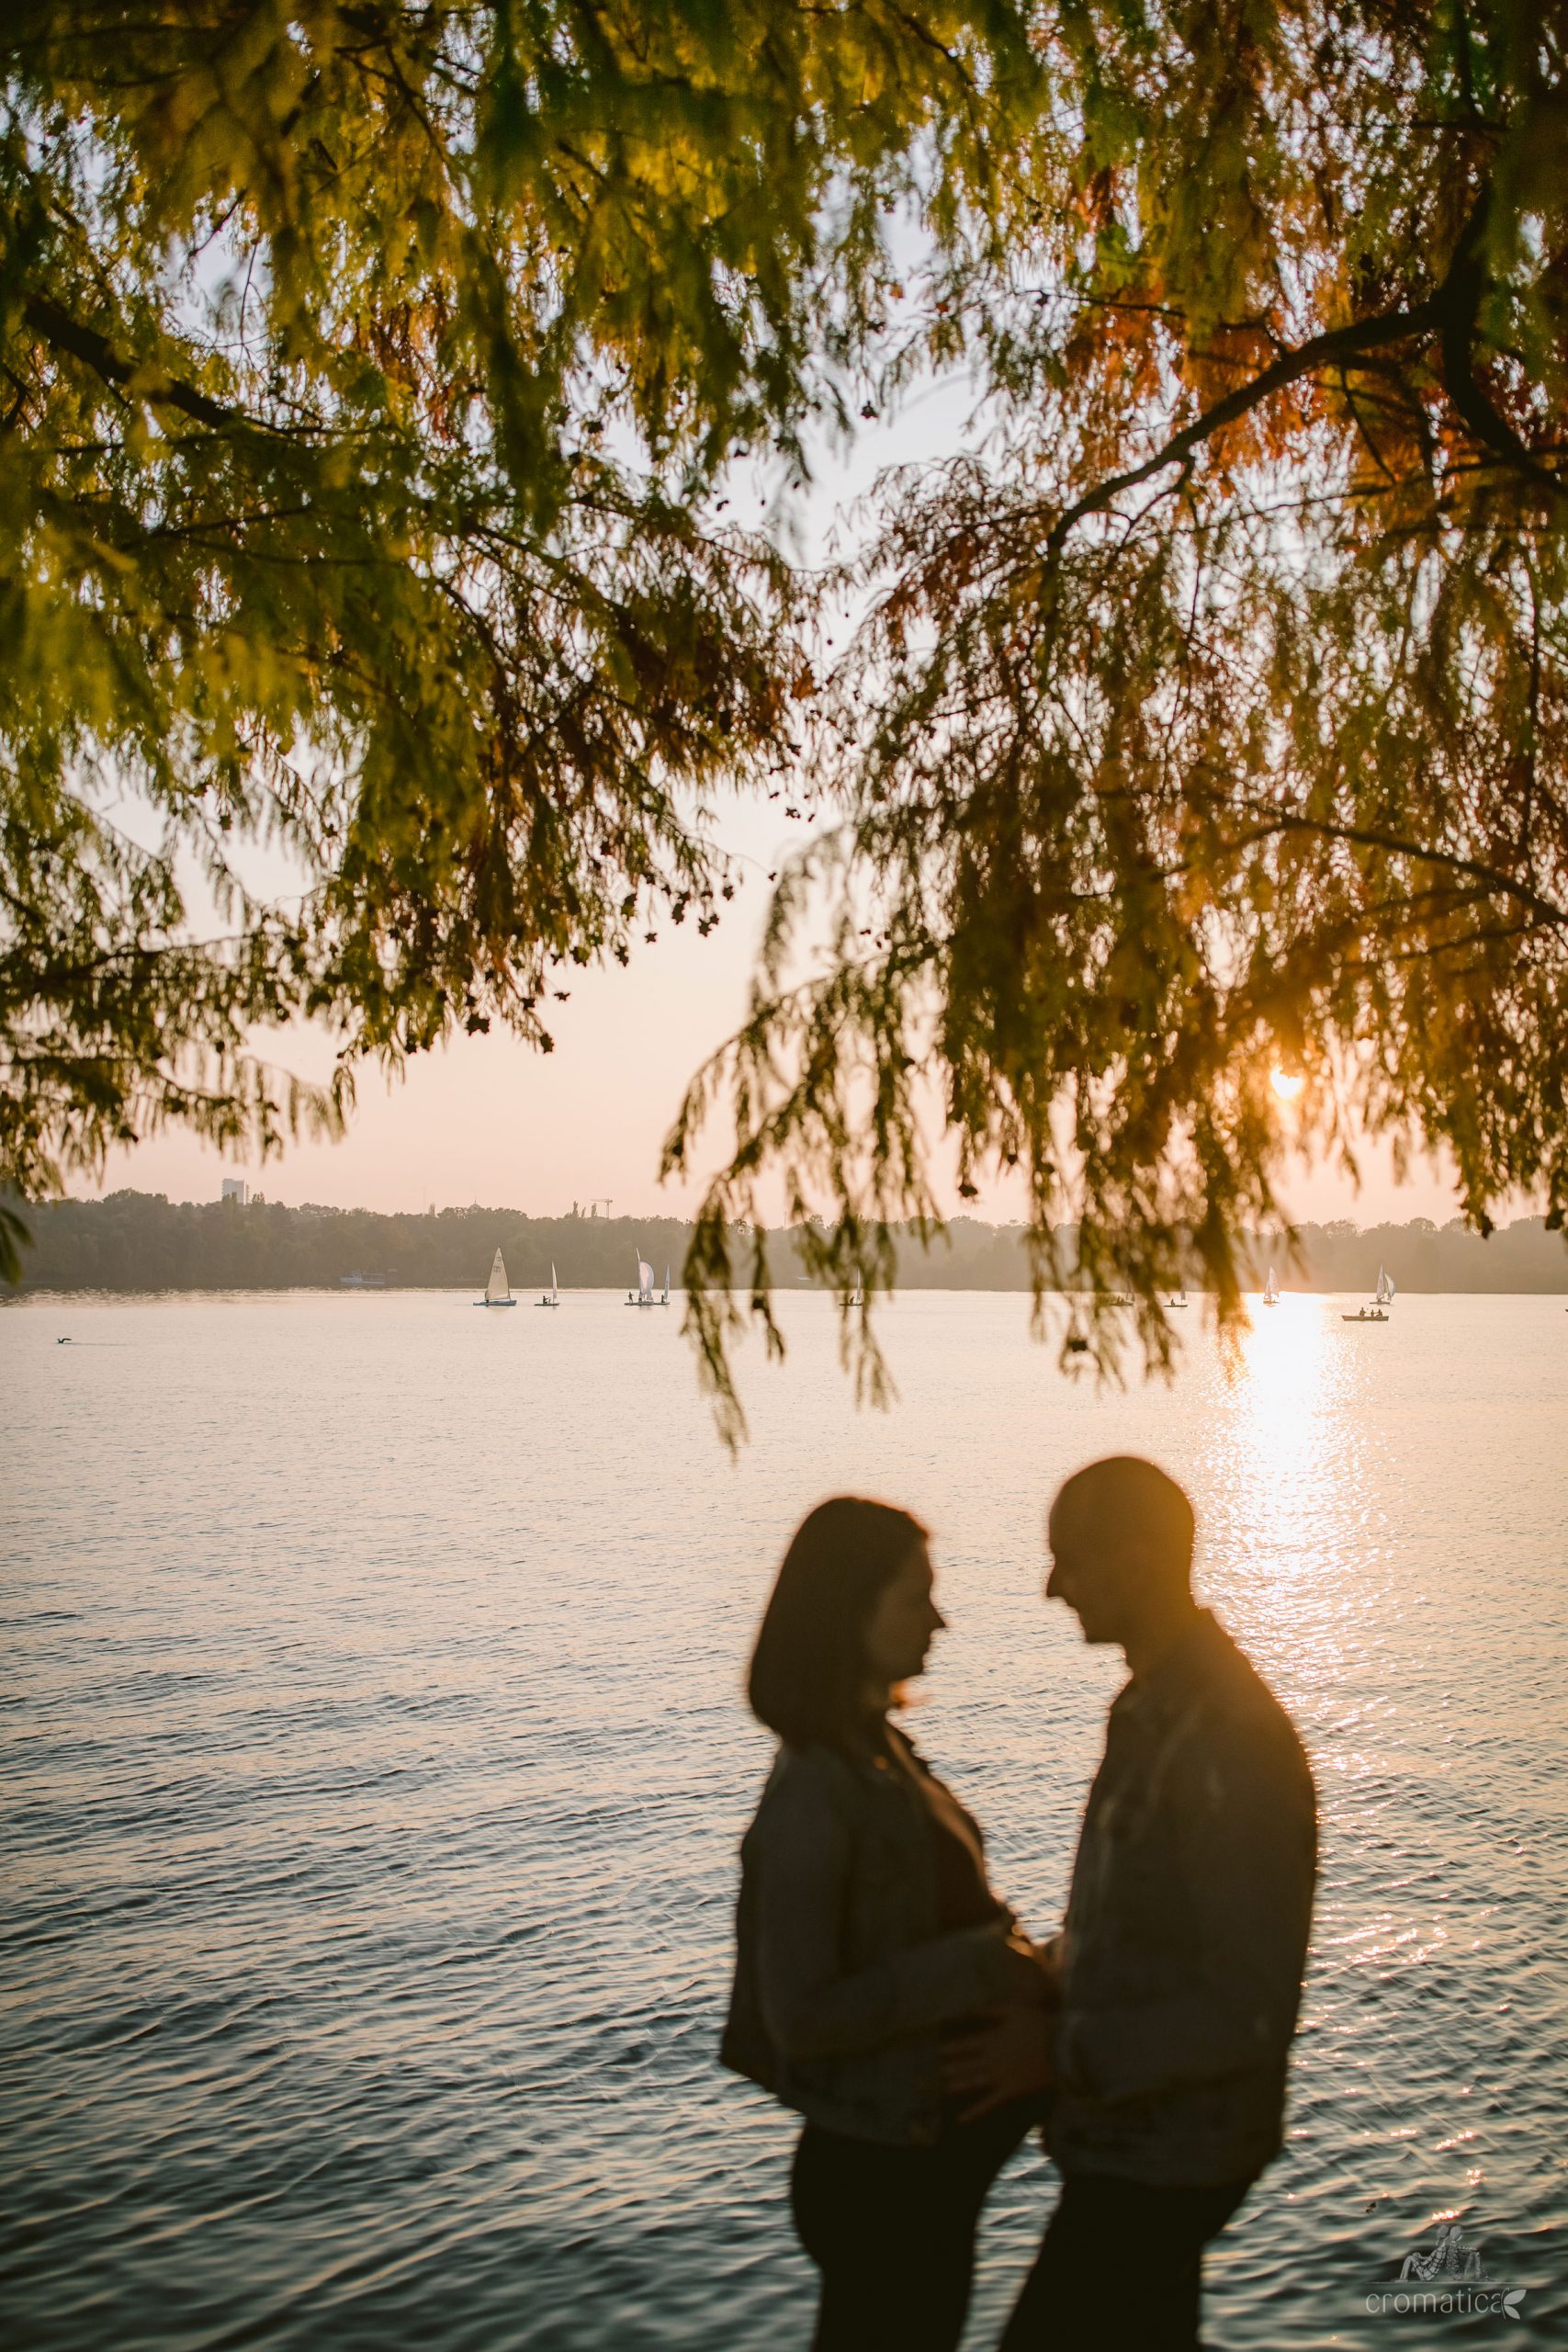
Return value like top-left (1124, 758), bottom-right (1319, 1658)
top-left (1372, 1265), bottom-right (1396, 1308)
top-left (1263, 1266), bottom-right (1280, 1306)
top-left (537, 1263), bottom-right (560, 1308)
top-left (1341, 1304), bottom-right (1389, 1323)
top-left (1168, 1286), bottom-right (1189, 1308)
top-left (476, 1248), bottom-right (516, 1307)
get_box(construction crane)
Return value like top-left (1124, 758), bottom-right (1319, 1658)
top-left (589, 1196), bottom-right (614, 1220)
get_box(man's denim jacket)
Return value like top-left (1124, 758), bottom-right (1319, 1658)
top-left (721, 1732), bottom-right (1029, 2146)
top-left (1047, 1610), bottom-right (1318, 2187)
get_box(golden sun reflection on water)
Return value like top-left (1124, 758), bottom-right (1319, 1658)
top-left (1226, 1292), bottom-right (1348, 1498)
top-left (1200, 1294), bottom-right (1382, 1698)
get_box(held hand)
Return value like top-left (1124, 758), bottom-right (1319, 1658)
top-left (942, 2007), bottom-right (1057, 2123)
top-left (998, 1929), bottom-right (1057, 2007)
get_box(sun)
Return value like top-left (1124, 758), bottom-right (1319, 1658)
top-left (1270, 1066), bottom-right (1305, 1102)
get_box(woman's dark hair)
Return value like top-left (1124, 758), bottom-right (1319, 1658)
top-left (748, 1496), bottom-right (929, 1750)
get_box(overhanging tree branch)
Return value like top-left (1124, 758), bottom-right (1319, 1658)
top-left (1216, 812), bottom-right (1568, 929)
top-left (1435, 196), bottom-right (1568, 503)
top-left (24, 294), bottom-right (286, 435)
top-left (1043, 296), bottom-right (1445, 556)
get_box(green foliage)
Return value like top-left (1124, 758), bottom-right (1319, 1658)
top-left (668, 0), bottom-right (1568, 1434)
top-left (1, 1), bottom-right (1042, 1249)
top-left (6, 5), bottom-right (1567, 1434)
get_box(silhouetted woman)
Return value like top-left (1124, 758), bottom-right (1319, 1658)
top-left (722, 1497), bottom-right (1049, 2351)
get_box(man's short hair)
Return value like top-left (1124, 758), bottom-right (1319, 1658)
top-left (1051, 1455), bottom-right (1195, 1576)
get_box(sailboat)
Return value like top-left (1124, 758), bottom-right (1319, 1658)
top-left (1263, 1266), bottom-right (1280, 1306)
top-left (475, 1248), bottom-right (516, 1307)
top-left (537, 1262), bottom-right (560, 1308)
top-left (626, 1255), bottom-right (654, 1307)
top-left (626, 1252), bottom-right (672, 1307)
top-left (1373, 1265), bottom-right (1396, 1307)
top-left (1168, 1285), bottom-right (1189, 1309)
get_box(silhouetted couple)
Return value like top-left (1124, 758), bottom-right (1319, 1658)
top-left (722, 1458), bottom-right (1317, 2351)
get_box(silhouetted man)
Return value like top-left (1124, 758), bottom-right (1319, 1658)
top-left (950, 1455), bottom-right (1317, 2350)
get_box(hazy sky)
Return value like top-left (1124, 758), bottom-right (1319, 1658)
top-left (81, 367), bottom-right (1476, 1233)
top-left (92, 827), bottom-right (1472, 1232)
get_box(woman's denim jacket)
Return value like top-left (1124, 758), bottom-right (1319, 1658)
top-left (720, 1733), bottom-right (1029, 2147)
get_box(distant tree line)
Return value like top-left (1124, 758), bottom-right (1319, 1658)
top-left (6, 1193), bottom-right (1566, 1296)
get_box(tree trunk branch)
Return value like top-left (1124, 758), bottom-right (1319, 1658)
top-left (1045, 297), bottom-right (1444, 555)
top-left (1229, 808), bottom-right (1568, 928)
top-left (25, 294), bottom-right (254, 434)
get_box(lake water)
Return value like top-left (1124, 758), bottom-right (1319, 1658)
top-left (3, 1288), bottom-right (1565, 2348)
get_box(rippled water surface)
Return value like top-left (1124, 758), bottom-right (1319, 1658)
top-left (4, 1288), bottom-right (1565, 2347)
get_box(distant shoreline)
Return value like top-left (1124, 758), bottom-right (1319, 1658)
top-left (12, 1282), bottom-right (1568, 1300)
top-left (7, 1191), bottom-right (1566, 1297)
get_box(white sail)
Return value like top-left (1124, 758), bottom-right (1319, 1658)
top-left (662, 1265), bottom-right (671, 1304)
top-left (637, 1258), bottom-right (653, 1302)
top-left (1376, 1264), bottom-right (1394, 1305)
top-left (1386, 1272), bottom-right (1396, 1301)
top-left (485, 1248), bottom-right (511, 1304)
top-left (550, 1261), bottom-right (558, 1304)
top-left (1264, 1264), bottom-right (1280, 1304)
